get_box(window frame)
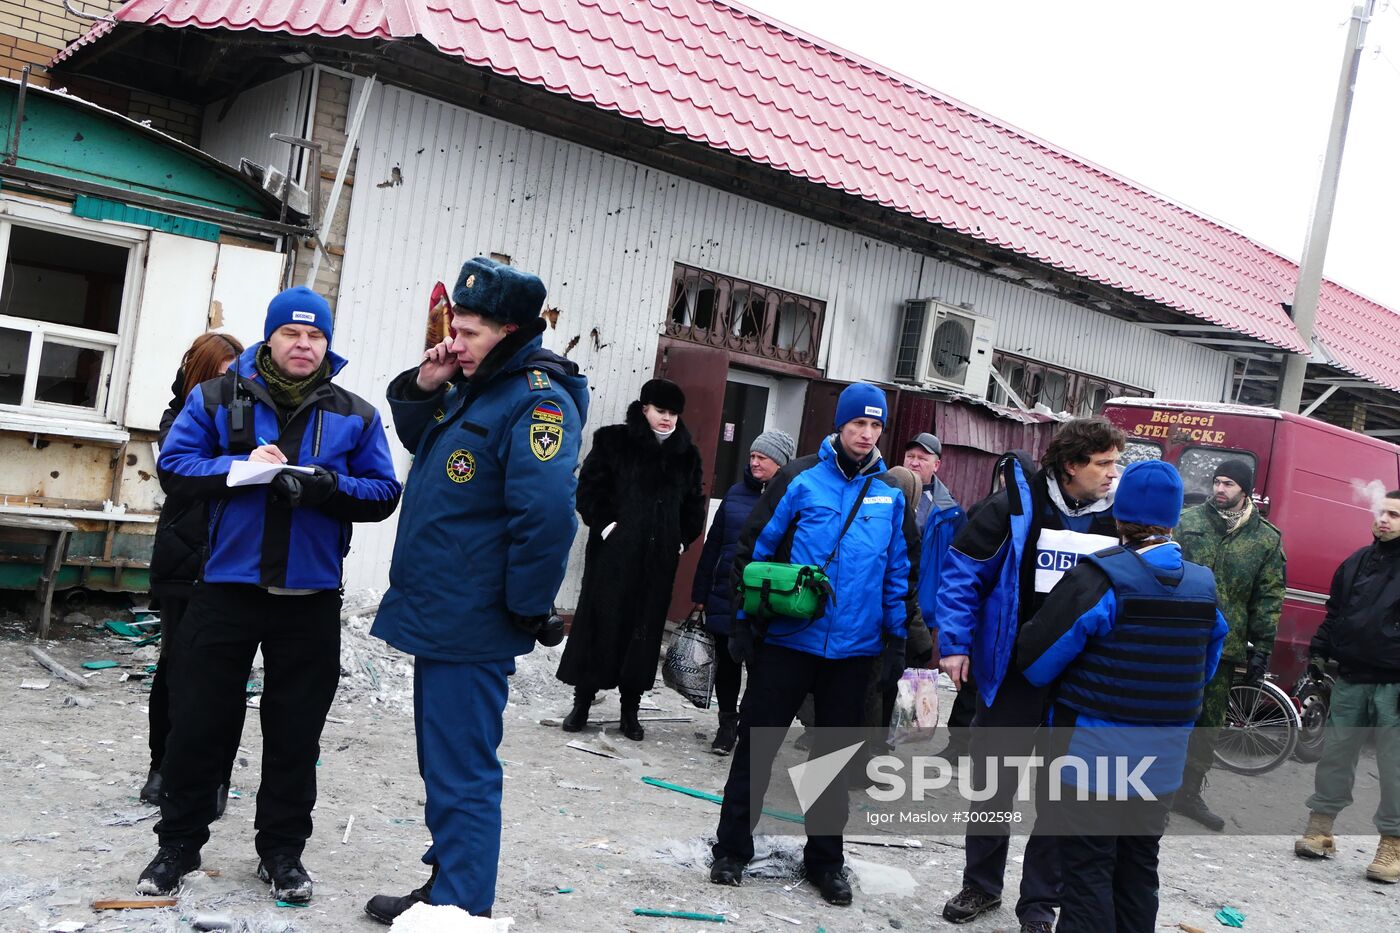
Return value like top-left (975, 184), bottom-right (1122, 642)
top-left (0, 201), bottom-right (146, 426)
top-left (666, 262), bottom-right (825, 368)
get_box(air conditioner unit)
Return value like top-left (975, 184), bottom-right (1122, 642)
top-left (892, 299), bottom-right (996, 397)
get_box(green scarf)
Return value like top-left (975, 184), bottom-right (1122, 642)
top-left (255, 344), bottom-right (329, 412)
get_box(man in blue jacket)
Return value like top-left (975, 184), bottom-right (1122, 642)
top-left (937, 417), bottom-right (1124, 932)
top-left (1016, 461), bottom-right (1227, 932)
top-left (140, 287), bottom-right (402, 902)
top-left (365, 257), bottom-right (587, 923)
top-left (709, 383), bottom-right (917, 907)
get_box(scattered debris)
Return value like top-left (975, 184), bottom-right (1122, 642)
top-left (1179, 925), bottom-right (1207, 933)
top-left (634, 907), bottom-right (725, 922)
top-left (763, 911), bottom-right (802, 925)
top-left (642, 776), bottom-right (803, 824)
top-left (192, 914), bottom-right (234, 931)
top-left (389, 901), bottom-right (512, 931)
top-left (342, 814), bottom-right (356, 844)
top-left (62, 695), bottom-right (94, 709)
top-left (100, 808), bottom-right (159, 827)
top-left (555, 886), bottom-right (573, 894)
top-left (1215, 907), bottom-right (1246, 928)
top-left (567, 740), bottom-right (624, 760)
top-left (27, 647), bottom-right (88, 689)
top-left (846, 835), bottom-right (923, 849)
top-left (20, 680), bottom-right (50, 690)
top-left (47, 922), bottom-right (86, 932)
top-left (91, 897), bottom-right (177, 909)
top-left (557, 781), bottom-right (601, 792)
top-left (846, 856), bottom-right (917, 898)
top-left (80, 661), bottom-right (119, 670)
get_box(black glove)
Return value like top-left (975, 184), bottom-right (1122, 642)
top-left (878, 636), bottom-right (908, 692)
top-left (509, 612), bottom-right (565, 647)
top-left (268, 466), bottom-right (337, 508)
top-left (1307, 655), bottom-right (1326, 682)
top-left (729, 622), bottom-right (756, 665)
top-left (1243, 650), bottom-right (1269, 686)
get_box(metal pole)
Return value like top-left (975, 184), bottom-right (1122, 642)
top-left (1278, 1), bottom-right (1375, 412)
top-left (305, 75), bottom-right (377, 288)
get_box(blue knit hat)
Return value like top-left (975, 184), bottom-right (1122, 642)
top-left (1115, 460), bottom-right (1184, 527)
top-left (452, 256), bottom-right (547, 327)
top-left (264, 286), bottom-right (333, 344)
top-left (834, 382), bottom-right (888, 429)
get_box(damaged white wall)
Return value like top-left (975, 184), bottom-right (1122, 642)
top-left (331, 81), bottom-right (1231, 599)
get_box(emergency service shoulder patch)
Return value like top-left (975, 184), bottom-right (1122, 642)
top-left (527, 369), bottom-right (552, 391)
top-left (445, 449), bottom-right (476, 483)
top-left (529, 423), bottom-right (563, 462)
top-left (531, 399), bottom-right (564, 424)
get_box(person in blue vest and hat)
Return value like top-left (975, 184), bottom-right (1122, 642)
top-left (365, 257), bottom-right (588, 923)
top-left (1017, 460), bottom-right (1227, 933)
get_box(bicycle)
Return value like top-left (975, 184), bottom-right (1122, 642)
top-left (1212, 672), bottom-right (1302, 775)
top-left (1290, 670), bottom-right (1333, 763)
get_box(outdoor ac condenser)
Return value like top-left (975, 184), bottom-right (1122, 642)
top-left (892, 299), bottom-right (996, 398)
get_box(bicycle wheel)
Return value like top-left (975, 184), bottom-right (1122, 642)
top-left (1213, 679), bottom-right (1300, 775)
top-left (1292, 676), bottom-right (1331, 764)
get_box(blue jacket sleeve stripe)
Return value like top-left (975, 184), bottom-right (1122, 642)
top-left (882, 489), bottom-right (913, 639)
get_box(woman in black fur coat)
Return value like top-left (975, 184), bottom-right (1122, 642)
top-left (556, 378), bottom-right (707, 740)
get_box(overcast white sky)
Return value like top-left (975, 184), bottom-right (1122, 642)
top-left (737, 0), bottom-right (1400, 312)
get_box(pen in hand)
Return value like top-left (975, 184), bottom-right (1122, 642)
top-left (253, 436), bottom-right (288, 464)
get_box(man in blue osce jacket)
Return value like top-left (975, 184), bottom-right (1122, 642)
top-left (365, 257), bottom-right (587, 924)
top-left (141, 287), bottom-right (402, 902)
top-left (1016, 460), bottom-right (1227, 933)
top-left (709, 383), bottom-right (918, 908)
top-left (936, 417), bottom-right (1124, 932)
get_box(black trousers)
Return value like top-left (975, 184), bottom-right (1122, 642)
top-left (155, 583), bottom-right (341, 857)
top-left (1055, 829), bottom-right (1164, 933)
top-left (713, 643), bottom-right (872, 877)
top-left (148, 591), bottom-right (244, 784)
top-left (714, 634), bottom-right (743, 716)
top-left (962, 667), bottom-right (1059, 924)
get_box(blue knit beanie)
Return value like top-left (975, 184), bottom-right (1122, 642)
top-left (834, 382), bottom-right (888, 429)
top-left (1115, 460), bottom-right (1184, 527)
top-left (265, 286), bottom-right (333, 345)
top-left (452, 256), bottom-right (547, 327)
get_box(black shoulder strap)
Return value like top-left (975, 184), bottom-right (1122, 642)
top-left (820, 476), bottom-right (875, 573)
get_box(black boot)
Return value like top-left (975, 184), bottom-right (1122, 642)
top-left (365, 864), bottom-right (438, 925)
top-left (139, 768), bottom-right (162, 806)
top-left (561, 688), bottom-right (595, 732)
top-left (136, 844), bottom-right (200, 896)
top-left (711, 712), bottom-right (739, 755)
top-left (1171, 768), bottom-right (1225, 831)
top-left (620, 693), bottom-right (645, 742)
top-left (214, 782), bottom-right (229, 820)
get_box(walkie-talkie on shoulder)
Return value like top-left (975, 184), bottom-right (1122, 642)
top-left (227, 377), bottom-right (257, 453)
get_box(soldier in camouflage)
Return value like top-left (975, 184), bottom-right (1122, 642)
top-left (1174, 458), bottom-right (1286, 830)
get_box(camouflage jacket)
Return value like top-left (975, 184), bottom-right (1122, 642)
top-left (1177, 502), bottom-right (1286, 662)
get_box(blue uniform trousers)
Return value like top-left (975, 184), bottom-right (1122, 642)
top-left (413, 656), bottom-right (513, 915)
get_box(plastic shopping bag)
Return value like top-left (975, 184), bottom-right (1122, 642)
top-left (887, 668), bottom-right (941, 746)
top-left (662, 610), bottom-right (716, 710)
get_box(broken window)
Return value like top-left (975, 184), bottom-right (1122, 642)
top-left (665, 263), bottom-right (824, 367)
top-left (0, 222), bottom-right (130, 415)
top-left (985, 350), bottom-right (1149, 415)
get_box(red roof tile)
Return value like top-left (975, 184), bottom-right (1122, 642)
top-left (55, 0), bottom-right (1400, 391)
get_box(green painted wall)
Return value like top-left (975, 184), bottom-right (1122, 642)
top-left (0, 86), bottom-right (275, 217)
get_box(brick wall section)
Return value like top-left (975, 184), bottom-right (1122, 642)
top-left (292, 73), bottom-right (358, 311)
top-left (1, 0), bottom-right (202, 145)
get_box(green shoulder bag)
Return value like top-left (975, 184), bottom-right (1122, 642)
top-left (739, 477), bottom-right (874, 621)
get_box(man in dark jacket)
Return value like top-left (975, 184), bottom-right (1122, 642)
top-left (140, 288), bottom-right (402, 901)
top-left (691, 429), bottom-right (797, 754)
top-left (365, 258), bottom-right (587, 923)
top-left (1017, 460), bottom-right (1227, 932)
top-left (709, 383), bottom-right (917, 907)
top-left (937, 418), bottom-right (1123, 932)
top-left (1295, 490), bottom-right (1400, 884)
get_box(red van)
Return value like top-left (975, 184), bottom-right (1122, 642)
top-left (1102, 398), bottom-right (1400, 690)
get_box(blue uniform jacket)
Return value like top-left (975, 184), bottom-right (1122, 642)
top-left (1017, 543), bottom-right (1228, 796)
top-left (732, 436), bottom-right (915, 659)
top-left (916, 481), bottom-right (967, 628)
top-left (157, 345), bottom-right (402, 591)
top-left (937, 458), bottom-right (1117, 708)
top-left (372, 327), bottom-right (588, 662)
top-left (690, 469), bottom-right (764, 637)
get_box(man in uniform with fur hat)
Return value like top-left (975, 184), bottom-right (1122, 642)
top-left (1174, 458), bottom-right (1285, 831)
top-left (365, 257), bottom-right (588, 922)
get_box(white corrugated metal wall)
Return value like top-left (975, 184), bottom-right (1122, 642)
top-left (332, 82), bottom-right (1230, 598)
top-left (199, 71), bottom-right (312, 179)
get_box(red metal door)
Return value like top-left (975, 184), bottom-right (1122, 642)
top-left (655, 339), bottom-right (729, 622)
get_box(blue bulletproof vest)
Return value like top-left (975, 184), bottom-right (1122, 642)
top-left (1056, 545), bottom-right (1218, 724)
